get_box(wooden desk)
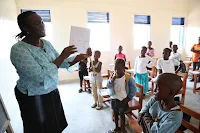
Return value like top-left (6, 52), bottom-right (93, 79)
top-left (183, 61), bottom-right (192, 72)
top-left (190, 70), bottom-right (200, 93)
top-left (186, 56), bottom-right (192, 61)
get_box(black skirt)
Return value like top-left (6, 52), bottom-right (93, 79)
top-left (15, 86), bottom-right (68, 133)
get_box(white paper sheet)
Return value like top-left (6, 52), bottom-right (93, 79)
top-left (69, 26), bottom-right (90, 53)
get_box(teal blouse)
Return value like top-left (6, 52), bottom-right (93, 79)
top-left (10, 39), bottom-right (75, 96)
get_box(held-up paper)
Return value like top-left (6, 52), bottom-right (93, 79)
top-left (69, 26), bottom-right (90, 54)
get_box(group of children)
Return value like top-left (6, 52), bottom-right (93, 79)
top-left (78, 42), bottom-right (185, 133)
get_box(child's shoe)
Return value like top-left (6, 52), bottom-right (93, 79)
top-left (91, 103), bottom-right (97, 108)
top-left (96, 104), bottom-right (103, 110)
top-left (88, 89), bottom-right (91, 94)
top-left (78, 88), bottom-right (83, 93)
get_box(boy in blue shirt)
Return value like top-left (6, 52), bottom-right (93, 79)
top-left (138, 73), bottom-right (183, 133)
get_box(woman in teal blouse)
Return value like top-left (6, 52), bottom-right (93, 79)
top-left (10, 11), bottom-right (90, 133)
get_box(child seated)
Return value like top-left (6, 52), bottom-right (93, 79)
top-left (134, 46), bottom-right (154, 95)
top-left (157, 48), bottom-right (181, 74)
top-left (138, 73), bottom-right (183, 133)
top-left (107, 59), bottom-right (136, 133)
top-left (90, 50), bottom-right (103, 110)
top-left (78, 48), bottom-right (92, 93)
top-left (114, 45), bottom-right (126, 61)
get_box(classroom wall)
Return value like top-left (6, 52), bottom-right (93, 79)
top-left (185, 0), bottom-right (200, 57)
top-left (15, 0), bottom-right (189, 81)
top-left (0, 0), bottom-right (19, 102)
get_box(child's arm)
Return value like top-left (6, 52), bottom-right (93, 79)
top-left (140, 97), bottom-right (156, 114)
top-left (107, 72), bottom-right (116, 95)
top-left (156, 59), bottom-right (162, 74)
top-left (124, 54), bottom-right (127, 62)
top-left (127, 77), bottom-right (136, 100)
top-left (151, 111), bottom-right (183, 133)
top-left (114, 54), bottom-right (116, 60)
top-left (95, 62), bottom-right (102, 73)
top-left (173, 59), bottom-right (181, 73)
top-left (89, 62), bottom-right (92, 72)
top-left (134, 56), bottom-right (138, 75)
top-left (122, 76), bottom-right (136, 104)
top-left (138, 98), bottom-right (156, 127)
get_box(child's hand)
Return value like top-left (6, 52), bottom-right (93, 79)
top-left (138, 113), bottom-right (144, 124)
top-left (122, 97), bottom-right (129, 105)
top-left (111, 72), bottom-right (116, 81)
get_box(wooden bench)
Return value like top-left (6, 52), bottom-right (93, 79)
top-left (176, 104), bottom-right (200, 133)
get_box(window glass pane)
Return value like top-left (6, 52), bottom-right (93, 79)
top-left (87, 23), bottom-right (110, 51)
top-left (170, 25), bottom-right (184, 46)
top-left (133, 24), bottom-right (151, 49)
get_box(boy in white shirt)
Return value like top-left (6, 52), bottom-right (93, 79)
top-left (170, 45), bottom-right (181, 62)
top-left (157, 48), bottom-right (181, 74)
top-left (107, 59), bottom-right (136, 133)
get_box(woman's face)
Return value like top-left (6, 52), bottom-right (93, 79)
top-left (25, 13), bottom-right (46, 38)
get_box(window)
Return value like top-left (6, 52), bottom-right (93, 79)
top-left (170, 17), bottom-right (185, 46)
top-left (87, 12), bottom-right (110, 51)
top-left (133, 15), bottom-right (151, 49)
top-left (21, 10), bottom-right (53, 43)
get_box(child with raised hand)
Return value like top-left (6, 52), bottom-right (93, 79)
top-left (78, 48), bottom-right (92, 93)
top-left (114, 45), bottom-right (126, 61)
top-left (134, 46), bottom-right (154, 95)
top-left (138, 73), bottom-right (183, 133)
top-left (157, 48), bottom-right (181, 74)
top-left (90, 50), bottom-right (103, 110)
top-left (107, 59), bottom-right (136, 133)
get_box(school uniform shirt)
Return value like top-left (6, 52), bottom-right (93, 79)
top-left (115, 53), bottom-right (126, 60)
top-left (192, 44), bottom-right (200, 62)
top-left (134, 56), bottom-right (154, 74)
top-left (78, 58), bottom-right (88, 72)
top-left (90, 61), bottom-right (102, 84)
top-left (140, 98), bottom-right (183, 133)
top-left (170, 52), bottom-right (181, 62)
top-left (111, 75), bottom-right (127, 101)
top-left (146, 48), bottom-right (155, 57)
top-left (157, 58), bottom-right (180, 73)
top-left (10, 39), bottom-right (75, 96)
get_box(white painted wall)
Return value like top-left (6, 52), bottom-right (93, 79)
top-left (14, 0), bottom-right (189, 81)
top-left (185, 0), bottom-right (200, 57)
top-left (0, 0), bottom-right (19, 102)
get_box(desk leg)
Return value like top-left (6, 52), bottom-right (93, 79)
top-left (193, 74), bottom-right (198, 93)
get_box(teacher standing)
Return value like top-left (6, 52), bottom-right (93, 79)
top-left (10, 11), bottom-right (91, 133)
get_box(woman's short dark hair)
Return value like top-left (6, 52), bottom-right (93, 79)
top-left (16, 11), bottom-right (36, 40)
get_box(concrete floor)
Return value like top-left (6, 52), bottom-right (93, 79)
top-left (5, 79), bottom-right (200, 133)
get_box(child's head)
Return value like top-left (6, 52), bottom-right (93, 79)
top-left (154, 73), bottom-right (182, 102)
top-left (148, 41), bottom-right (152, 48)
top-left (172, 44), bottom-right (178, 52)
top-left (94, 50), bottom-right (101, 60)
top-left (169, 41), bottom-right (173, 48)
top-left (114, 59), bottom-right (125, 76)
top-left (141, 46), bottom-right (147, 56)
top-left (86, 47), bottom-right (92, 56)
top-left (162, 48), bottom-right (171, 60)
top-left (118, 45), bottom-right (123, 53)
